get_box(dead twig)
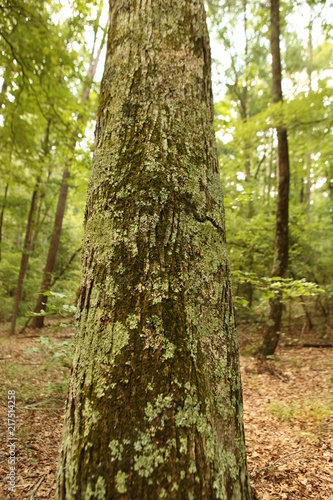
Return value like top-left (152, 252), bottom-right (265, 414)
top-left (295, 490), bottom-right (313, 500)
top-left (316, 475), bottom-right (333, 486)
top-left (302, 344), bottom-right (333, 348)
top-left (256, 448), bottom-right (308, 475)
top-left (28, 474), bottom-right (45, 499)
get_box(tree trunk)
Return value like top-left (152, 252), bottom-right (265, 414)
top-left (267, 130), bottom-right (274, 200)
top-left (10, 119), bottom-right (51, 334)
top-left (31, 166), bottom-right (70, 328)
top-left (0, 183), bottom-right (8, 262)
top-left (56, 1), bottom-right (250, 499)
top-left (0, 79), bottom-right (8, 108)
top-left (50, 246), bottom-right (82, 288)
top-left (261, 0), bottom-right (290, 355)
top-left (31, 21), bottom-right (108, 328)
top-left (306, 150), bottom-right (311, 220)
top-left (10, 181), bottom-right (40, 334)
top-left (306, 9), bottom-right (313, 222)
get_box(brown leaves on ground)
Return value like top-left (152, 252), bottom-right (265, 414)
top-left (243, 348), bottom-right (333, 499)
top-left (0, 324), bottom-right (73, 499)
top-left (0, 324), bottom-right (332, 498)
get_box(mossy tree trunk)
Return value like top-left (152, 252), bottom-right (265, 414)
top-left (261, 0), bottom-right (290, 356)
top-left (56, 1), bottom-right (250, 498)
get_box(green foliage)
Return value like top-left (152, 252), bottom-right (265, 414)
top-left (26, 291), bottom-right (77, 319)
top-left (25, 335), bottom-right (74, 368)
top-left (0, 334), bottom-right (73, 406)
top-left (0, 1), bottom-right (107, 322)
top-left (0, 0), bottom-right (332, 336)
top-left (268, 400), bottom-right (333, 426)
top-left (234, 271), bottom-right (322, 300)
top-left (24, 335), bottom-right (73, 394)
top-left (268, 401), bottom-right (298, 422)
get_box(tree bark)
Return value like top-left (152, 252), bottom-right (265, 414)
top-left (261, 0), bottom-right (290, 355)
top-left (56, 1), bottom-right (250, 499)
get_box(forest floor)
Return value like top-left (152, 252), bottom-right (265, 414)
top-left (0, 320), bottom-right (332, 499)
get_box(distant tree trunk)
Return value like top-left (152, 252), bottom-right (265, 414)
top-left (0, 79), bottom-right (8, 108)
top-left (10, 180), bottom-right (40, 334)
top-left (10, 119), bottom-right (51, 334)
top-left (31, 20), bottom-right (108, 328)
top-left (261, 0), bottom-right (290, 355)
top-left (31, 166), bottom-right (70, 328)
top-left (305, 151), bottom-right (311, 219)
top-left (300, 177), bottom-right (304, 204)
top-left (50, 246), bottom-right (82, 288)
top-left (56, 1), bottom-right (250, 498)
top-left (267, 129), bottom-right (274, 200)
top-left (240, 0), bottom-right (253, 218)
top-left (305, 9), bottom-right (313, 222)
top-left (0, 183), bottom-right (8, 262)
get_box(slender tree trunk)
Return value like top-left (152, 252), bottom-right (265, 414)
top-left (31, 167), bottom-right (70, 328)
top-left (31, 183), bottom-right (47, 254)
top-left (301, 297), bottom-right (313, 331)
top-left (31, 21), bottom-right (108, 328)
top-left (261, 0), bottom-right (290, 355)
top-left (56, 1), bottom-right (250, 498)
top-left (10, 120), bottom-right (51, 334)
top-left (10, 181), bottom-right (40, 334)
top-left (51, 246), bottom-right (82, 288)
top-left (300, 177), bottom-right (304, 204)
top-left (0, 183), bottom-right (9, 262)
top-left (306, 10), bottom-right (313, 222)
top-left (0, 79), bottom-right (8, 108)
top-left (267, 130), bottom-right (274, 200)
top-left (241, 0), bottom-right (253, 219)
top-left (306, 151), bottom-right (311, 219)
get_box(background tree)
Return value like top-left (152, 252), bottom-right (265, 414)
top-left (56, 0), bottom-right (250, 498)
top-left (260, 0), bottom-right (291, 355)
top-left (1, 0), bottom-right (331, 352)
top-left (10, 121), bottom-right (52, 335)
top-left (31, 5), bottom-right (108, 329)
top-left (0, 0), bottom-right (103, 330)
top-left (208, 0), bottom-right (333, 345)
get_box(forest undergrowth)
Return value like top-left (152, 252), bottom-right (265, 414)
top-left (0, 320), bottom-right (332, 499)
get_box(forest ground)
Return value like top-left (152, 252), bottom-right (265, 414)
top-left (0, 320), bottom-right (332, 499)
